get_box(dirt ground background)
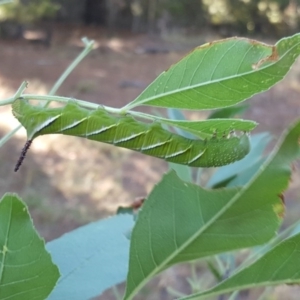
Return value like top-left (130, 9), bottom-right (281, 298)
top-left (1, 25), bottom-right (300, 299)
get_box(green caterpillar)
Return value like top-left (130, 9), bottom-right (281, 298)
top-left (12, 99), bottom-right (250, 171)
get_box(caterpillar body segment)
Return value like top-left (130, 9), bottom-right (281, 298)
top-left (12, 99), bottom-right (250, 170)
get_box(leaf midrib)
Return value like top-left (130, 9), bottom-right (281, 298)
top-left (127, 38), bottom-right (299, 109)
top-left (127, 136), bottom-right (279, 299)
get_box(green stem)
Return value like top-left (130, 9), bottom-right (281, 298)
top-left (124, 110), bottom-right (158, 120)
top-left (0, 38), bottom-right (95, 147)
top-left (167, 286), bottom-right (187, 298)
top-left (0, 81), bottom-right (29, 146)
top-left (0, 38), bottom-right (94, 108)
top-left (48, 37), bottom-right (94, 96)
top-left (14, 94), bottom-right (125, 114)
top-left (0, 126), bottom-right (20, 148)
top-left (111, 286), bottom-right (122, 300)
top-left (120, 101), bottom-right (139, 111)
top-left (3, 92), bottom-right (160, 121)
top-left (0, 81), bottom-right (28, 106)
top-left (228, 290), bottom-right (239, 300)
top-left (23, 95), bottom-right (99, 108)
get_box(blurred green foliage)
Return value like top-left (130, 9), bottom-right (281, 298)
top-left (159, 0), bottom-right (298, 36)
top-left (165, 0), bottom-right (298, 36)
top-left (202, 0), bottom-right (296, 36)
top-left (0, 0), bottom-right (299, 36)
top-left (162, 0), bottom-right (206, 27)
top-left (0, 0), bottom-right (59, 23)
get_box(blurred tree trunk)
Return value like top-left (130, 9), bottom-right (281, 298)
top-left (147, 0), bottom-right (157, 34)
top-left (105, 0), bottom-right (119, 35)
top-left (131, 0), bottom-right (144, 33)
top-left (84, 0), bottom-right (106, 25)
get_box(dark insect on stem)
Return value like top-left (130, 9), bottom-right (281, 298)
top-left (14, 140), bottom-right (32, 172)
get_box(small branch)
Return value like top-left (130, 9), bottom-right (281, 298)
top-left (0, 38), bottom-right (95, 148)
top-left (0, 126), bottom-right (21, 148)
top-left (120, 101), bottom-right (139, 112)
top-left (0, 81), bottom-right (28, 106)
top-left (11, 95), bottom-right (160, 120)
top-left (15, 81), bottom-right (28, 97)
top-left (48, 37), bottom-right (95, 96)
top-left (0, 38), bottom-right (94, 107)
top-left (18, 94), bottom-right (122, 114)
top-left (126, 110), bottom-right (158, 121)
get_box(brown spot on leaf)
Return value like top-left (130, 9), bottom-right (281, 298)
top-left (164, 36), bottom-right (274, 73)
top-left (131, 196), bottom-right (146, 210)
top-left (276, 193), bottom-right (285, 219)
top-left (278, 193), bottom-right (285, 205)
top-left (252, 45), bottom-right (279, 70)
top-left (117, 196), bottom-right (146, 214)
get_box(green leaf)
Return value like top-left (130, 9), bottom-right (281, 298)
top-left (181, 232), bottom-right (300, 299)
top-left (166, 108), bottom-right (195, 139)
top-left (167, 108), bottom-right (186, 121)
top-left (124, 34), bottom-right (300, 110)
top-left (46, 214), bottom-right (134, 300)
top-left (208, 105), bottom-right (250, 119)
top-left (0, 193), bottom-right (59, 300)
top-left (124, 119), bottom-right (300, 299)
top-left (168, 162), bottom-right (192, 182)
top-left (156, 117), bottom-right (257, 139)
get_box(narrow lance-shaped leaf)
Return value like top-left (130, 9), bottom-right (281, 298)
top-left (0, 193), bottom-right (60, 300)
top-left (124, 33), bottom-right (300, 110)
top-left (124, 119), bottom-right (300, 300)
top-left (181, 232), bottom-right (300, 299)
top-left (166, 108), bottom-right (194, 139)
top-left (208, 104), bottom-right (250, 119)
